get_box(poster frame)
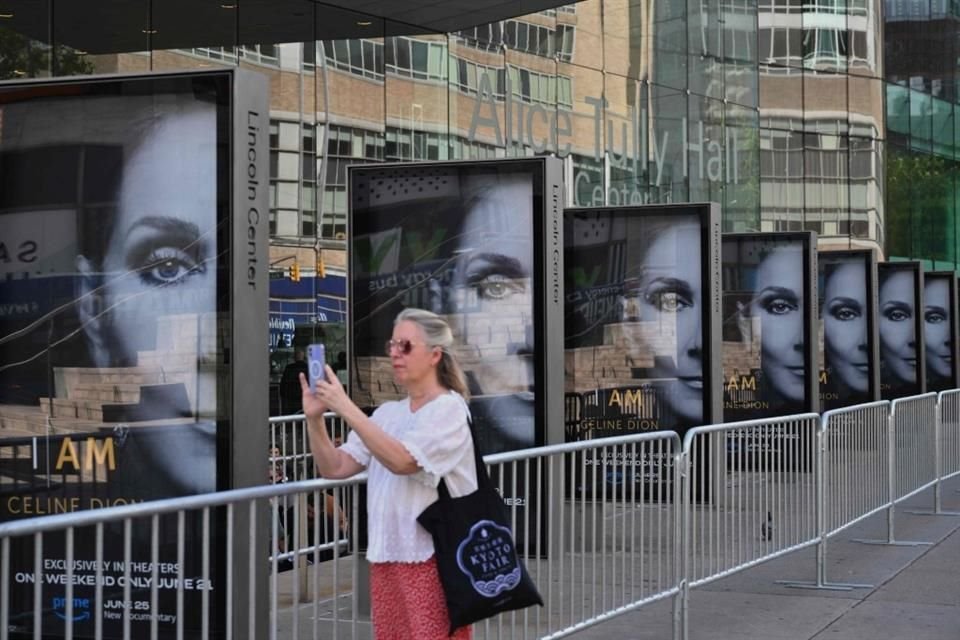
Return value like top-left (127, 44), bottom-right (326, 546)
top-left (816, 248), bottom-right (881, 410)
top-left (347, 157), bottom-right (564, 556)
top-left (720, 231), bottom-right (820, 419)
top-left (0, 68), bottom-right (270, 640)
top-left (877, 261), bottom-right (926, 399)
top-left (346, 157), bottom-right (565, 449)
top-left (923, 271), bottom-right (959, 392)
top-left (562, 202), bottom-right (723, 440)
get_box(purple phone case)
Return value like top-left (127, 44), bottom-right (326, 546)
top-left (308, 344), bottom-right (325, 391)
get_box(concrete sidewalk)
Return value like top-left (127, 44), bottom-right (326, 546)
top-left (571, 476), bottom-right (960, 640)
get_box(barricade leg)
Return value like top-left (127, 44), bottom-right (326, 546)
top-left (776, 426), bottom-right (872, 590)
top-left (851, 505), bottom-right (933, 546)
top-left (777, 537), bottom-right (873, 590)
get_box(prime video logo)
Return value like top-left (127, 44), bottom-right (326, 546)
top-left (52, 596), bottom-right (91, 622)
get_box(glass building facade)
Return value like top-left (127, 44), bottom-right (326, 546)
top-left (1, 0), bottom-right (953, 405)
top-left (884, 0), bottom-right (960, 269)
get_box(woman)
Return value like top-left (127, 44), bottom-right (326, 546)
top-left (734, 242), bottom-right (806, 413)
top-left (617, 218), bottom-right (704, 428)
top-left (822, 259), bottom-right (871, 401)
top-left (302, 308), bottom-right (476, 640)
top-left (878, 267), bottom-right (918, 396)
top-left (66, 95), bottom-right (220, 498)
top-left (924, 276), bottom-right (953, 391)
top-left (445, 172), bottom-right (535, 454)
top-left (76, 98), bottom-right (218, 372)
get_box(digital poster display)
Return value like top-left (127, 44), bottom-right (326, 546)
top-left (349, 158), bottom-right (564, 456)
top-left (563, 204), bottom-right (722, 441)
top-left (562, 204), bottom-right (721, 500)
top-left (0, 70), bottom-right (269, 639)
top-left (349, 159), bottom-right (564, 551)
top-left (878, 262), bottom-right (925, 399)
top-left (817, 250), bottom-right (880, 410)
top-left (923, 272), bottom-right (958, 392)
top-left (721, 233), bottom-right (818, 421)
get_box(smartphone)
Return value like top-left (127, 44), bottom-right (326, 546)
top-left (307, 344), bottom-right (326, 392)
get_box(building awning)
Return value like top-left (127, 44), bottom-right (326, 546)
top-left (2, 0), bottom-right (578, 55)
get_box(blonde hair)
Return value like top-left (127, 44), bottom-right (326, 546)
top-left (395, 308), bottom-right (470, 400)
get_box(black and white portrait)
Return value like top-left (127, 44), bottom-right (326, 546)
top-left (565, 211), bottom-right (709, 436)
top-left (878, 263), bottom-right (922, 399)
top-left (0, 75), bottom-right (240, 639)
top-left (350, 166), bottom-right (538, 455)
top-left (818, 253), bottom-right (875, 409)
top-left (0, 85), bottom-right (225, 504)
top-left (722, 236), bottom-right (811, 420)
top-left (923, 273), bottom-right (956, 393)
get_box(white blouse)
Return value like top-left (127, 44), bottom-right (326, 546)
top-left (339, 391), bottom-right (478, 563)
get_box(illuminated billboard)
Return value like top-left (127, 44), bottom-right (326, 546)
top-left (349, 158), bottom-right (564, 550)
top-left (349, 158), bottom-right (564, 454)
top-left (878, 262), bottom-right (925, 399)
top-left (817, 250), bottom-right (880, 410)
top-left (563, 204), bottom-right (722, 440)
top-left (0, 70), bottom-right (269, 639)
top-left (721, 233), bottom-right (819, 420)
top-left (924, 272), bottom-right (958, 392)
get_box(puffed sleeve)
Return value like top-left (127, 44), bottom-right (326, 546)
top-left (401, 393), bottom-right (472, 488)
top-left (338, 403), bottom-right (391, 468)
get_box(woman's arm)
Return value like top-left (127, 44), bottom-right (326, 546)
top-left (337, 402), bottom-right (419, 475)
top-left (300, 374), bottom-right (365, 479)
top-left (313, 365), bottom-right (419, 475)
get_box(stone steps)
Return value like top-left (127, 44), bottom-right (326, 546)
top-left (68, 383), bottom-right (141, 403)
top-left (0, 404), bottom-right (103, 437)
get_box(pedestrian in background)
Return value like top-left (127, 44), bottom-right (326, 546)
top-left (280, 348), bottom-right (309, 414)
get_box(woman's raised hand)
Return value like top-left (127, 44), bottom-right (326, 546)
top-left (299, 372), bottom-right (328, 420)
top-left (306, 364), bottom-right (356, 418)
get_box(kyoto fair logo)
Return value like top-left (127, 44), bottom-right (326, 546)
top-left (456, 520), bottom-right (522, 598)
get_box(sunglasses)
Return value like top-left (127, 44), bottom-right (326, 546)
top-left (385, 338), bottom-right (423, 356)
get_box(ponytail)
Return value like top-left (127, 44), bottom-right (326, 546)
top-left (437, 350), bottom-right (470, 401)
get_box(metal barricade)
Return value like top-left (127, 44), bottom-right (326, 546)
top-left (478, 432), bottom-right (683, 640)
top-left (268, 412), bottom-right (349, 484)
top-left (853, 393), bottom-right (937, 546)
top-left (678, 414), bottom-right (820, 640)
top-left (778, 401), bottom-right (889, 590)
top-left (892, 394), bottom-right (938, 503)
top-left (268, 414), bottom-right (308, 484)
top-left (903, 391), bottom-right (960, 517)
top-left (940, 390), bottom-right (960, 481)
top-left (681, 415), bottom-right (820, 589)
top-left (1, 432), bottom-right (684, 640)
top-left (0, 476), bottom-right (365, 640)
top-left (267, 411), bottom-right (354, 626)
top-left (8, 390), bottom-right (960, 640)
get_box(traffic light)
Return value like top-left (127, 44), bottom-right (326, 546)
top-left (317, 257), bottom-right (326, 279)
top-left (289, 262), bottom-right (300, 282)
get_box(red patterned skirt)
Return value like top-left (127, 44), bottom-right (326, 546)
top-left (370, 556), bottom-right (472, 640)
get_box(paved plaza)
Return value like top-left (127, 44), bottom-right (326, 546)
top-left (574, 475), bottom-right (960, 640)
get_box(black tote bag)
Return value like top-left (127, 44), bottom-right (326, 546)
top-left (417, 427), bottom-right (543, 632)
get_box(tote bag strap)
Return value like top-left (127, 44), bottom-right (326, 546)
top-left (436, 414), bottom-right (493, 501)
